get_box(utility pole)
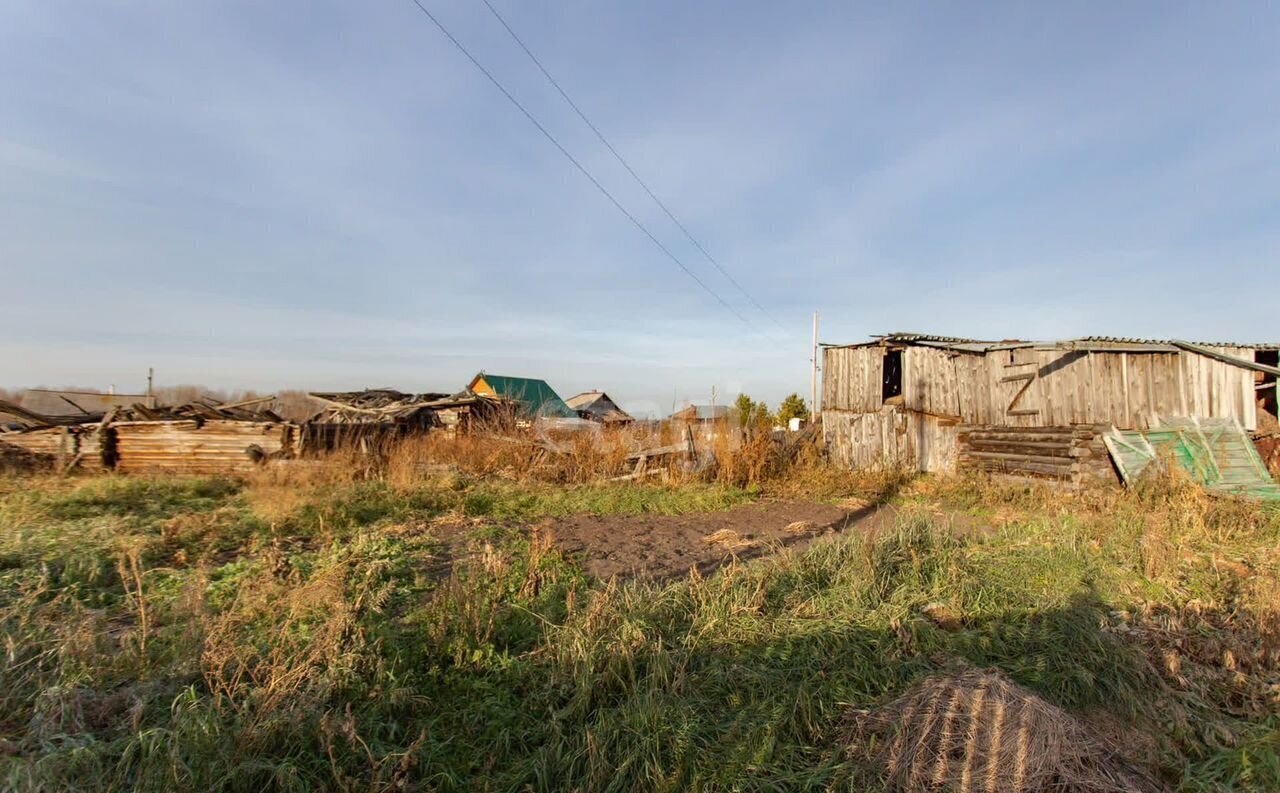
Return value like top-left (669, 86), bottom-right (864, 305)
top-left (146, 368), bottom-right (155, 408)
top-left (709, 384), bottom-right (717, 441)
top-left (810, 312), bottom-right (820, 417)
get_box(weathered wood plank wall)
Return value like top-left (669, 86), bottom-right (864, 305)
top-left (824, 345), bottom-right (1258, 431)
top-left (821, 346), bottom-right (883, 413)
top-left (822, 408), bottom-right (958, 472)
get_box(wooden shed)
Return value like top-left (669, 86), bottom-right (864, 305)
top-left (822, 333), bottom-right (1280, 482)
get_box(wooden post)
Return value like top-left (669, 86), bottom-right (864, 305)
top-left (1120, 353), bottom-right (1131, 426)
top-left (811, 312), bottom-right (820, 417)
top-left (56, 427), bottom-right (69, 474)
top-left (709, 385), bottom-right (717, 444)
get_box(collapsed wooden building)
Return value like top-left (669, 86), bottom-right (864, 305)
top-left (303, 389), bottom-right (514, 451)
top-left (0, 374), bottom-right (594, 474)
top-left (822, 333), bottom-right (1280, 484)
top-left (0, 396), bottom-right (296, 474)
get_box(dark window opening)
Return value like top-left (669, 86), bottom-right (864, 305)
top-left (882, 349), bottom-right (903, 403)
top-left (1258, 350), bottom-right (1278, 422)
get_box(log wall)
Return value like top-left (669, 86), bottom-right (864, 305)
top-left (955, 424), bottom-right (1115, 483)
top-left (0, 425), bottom-right (108, 471)
top-left (114, 420), bottom-right (297, 474)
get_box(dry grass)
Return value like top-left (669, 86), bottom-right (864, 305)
top-left (383, 425), bottom-right (641, 488)
top-left (784, 519), bottom-right (819, 534)
top-left (242, 451), bottom-right (366, 523)
top-left (701, 528), bottom-right (758, 552)
top-left (289, 421), bottom-right (876, 500)
top-left (848, 668), bottom-right (1165, 793)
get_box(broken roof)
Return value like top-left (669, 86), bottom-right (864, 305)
top-left (565, 391), bottom-right (633, 423)
top-left (309, 389), bottom-right (450, 410)
top-left (0, 394), bottom-right (284, 431)
top-left (307, 389), bottom-right (491, 423)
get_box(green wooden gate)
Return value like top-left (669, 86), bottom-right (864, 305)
top-left (1103, 417), bottom-right (1280, 500)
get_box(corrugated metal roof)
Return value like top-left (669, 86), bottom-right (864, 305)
top-left (469, 373), bottom-right (576, 419)
top-left (876, 332), bottom-right (992, 344)
top-left (826, 332), bottom-right (1280, 353)
top-left (1074, 336), bottom-right (1280, 350)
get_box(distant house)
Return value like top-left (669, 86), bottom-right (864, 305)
top-left (669, 404), bottom-right (730, 424)
top-left (468, 373), bottom-right (576, 419)
top-left (565, 391), bottom-right (633, 425)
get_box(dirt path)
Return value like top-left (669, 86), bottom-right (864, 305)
top-left (533, 499), bottom-right (899, 581)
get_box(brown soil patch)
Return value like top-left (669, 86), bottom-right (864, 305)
top-left (534, 499), bottom-right (895, 581)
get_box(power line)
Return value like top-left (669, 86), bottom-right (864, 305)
top-left (403, 0), bottom-right (757, 329)
top-left (479, 0), bottom-right (788, 335)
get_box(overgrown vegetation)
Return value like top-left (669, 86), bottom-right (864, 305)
top-left (1, 444), bottom-right (1277, 791)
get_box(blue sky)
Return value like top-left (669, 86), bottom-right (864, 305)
top-left (3, 2), bottom-right (1277, 416)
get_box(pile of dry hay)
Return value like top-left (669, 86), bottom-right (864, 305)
top-left (701, 529), bottom-right (757, 552)
top-left (846, 669), bottom-right (1164, 793)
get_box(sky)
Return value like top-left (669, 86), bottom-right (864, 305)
top-left (2, 1), bottom-right (1278, 417)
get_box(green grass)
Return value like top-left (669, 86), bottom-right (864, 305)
top-left (1182, 719), bottom-right (1280, 792)
top-left (1, 471), bottom-right (1278, 791)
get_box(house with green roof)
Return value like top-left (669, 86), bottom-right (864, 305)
top-left (467, 373), bottom-right (576, 419)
